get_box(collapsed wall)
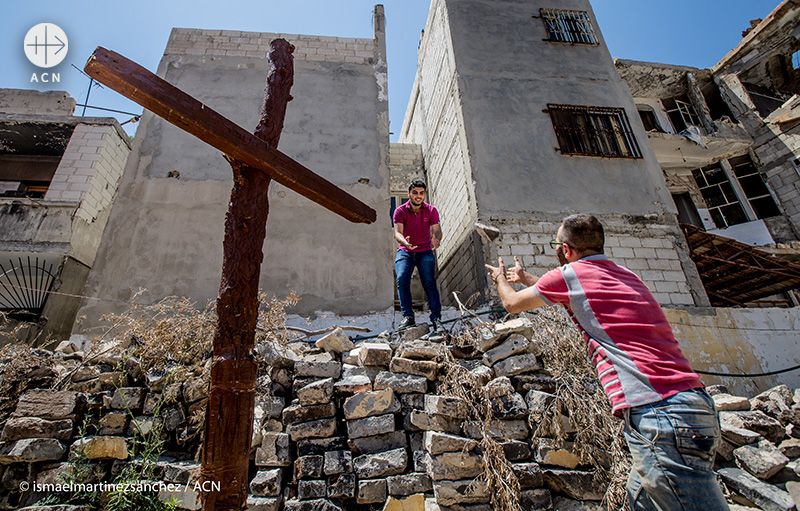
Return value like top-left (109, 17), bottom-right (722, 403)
top-left (0, 315), bottom-right (609, 510)
top-left (0, 312), bottom-right (798, 511)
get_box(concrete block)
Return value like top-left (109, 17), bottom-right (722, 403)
top-left (347, 413), bottom-right (395, 439)
top-left (343, 389), bottom-right (400, 420)
top-left (354, 447), bottom-right (408, 479)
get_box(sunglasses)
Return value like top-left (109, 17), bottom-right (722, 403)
top-left (549, 240), bottom-right (569, 249)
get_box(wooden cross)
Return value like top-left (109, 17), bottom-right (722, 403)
top-left (85, 43), bottom-right (376, 510)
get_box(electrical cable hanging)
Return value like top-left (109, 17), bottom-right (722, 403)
top-left (695, 364), bottom-right (800, 378)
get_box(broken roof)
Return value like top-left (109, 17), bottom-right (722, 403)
top-left (682, 223), bottom-right (800, 306)
top-left (712, 0), bottom-right (800, 75)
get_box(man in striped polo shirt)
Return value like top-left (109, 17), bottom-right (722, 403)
top-left (485, 214), bottom-right (728, 511)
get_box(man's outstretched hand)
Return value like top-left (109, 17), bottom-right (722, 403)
top-left (505, 256), bottom-right (525, 283)
top-left (485, 256), bottom-right (507, 285)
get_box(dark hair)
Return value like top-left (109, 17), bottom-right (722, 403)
top-left (408, 179), bottom-right (427, 192)
top-left (561, 214), bottom-right (604, 252)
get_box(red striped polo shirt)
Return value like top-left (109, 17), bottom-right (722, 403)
top-left (533, 255), bottom-right (703, 416)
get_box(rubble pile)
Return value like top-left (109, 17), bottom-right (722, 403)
top-left (248, 317), bottom-right (598, 511)
top-left (710, 384), bottom-right (800, 511)
top-left (0, 317), bottom-right (797, 511)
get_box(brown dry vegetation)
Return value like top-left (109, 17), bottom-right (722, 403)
top-left (1, 296), bottom-right (631, 510)
top-left (0, 292), bottom-right (299, 433)
top-left (440, 306), bottom-right (631, 511)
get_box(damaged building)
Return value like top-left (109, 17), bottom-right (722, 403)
top-left (1, 1), bottom-right (799, 392)
top-left (0, 90), bottom-right (131, 341)
top-left (397, 0), bottom-right (800, 392)
top-left (615, 0), bottom-right (800, 307)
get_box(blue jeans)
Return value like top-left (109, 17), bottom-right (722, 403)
top-left (624, 388), bottom-right (729, 511)
top-left (395, 249), bottom-right (441, 321)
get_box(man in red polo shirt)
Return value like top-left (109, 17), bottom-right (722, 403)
top-left (393, 179), bottom-right (445, 334)
top-left (485, 214), bottom-right (728, 511)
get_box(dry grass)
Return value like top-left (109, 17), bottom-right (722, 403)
top-left (438, 306), bottom-right (631, 511)
top-left (526, 306), bottom-right (630, 510)
top-left (437, 329), bottom-right (522, 511)
top-left (0, 313), bottom-right (56, 428)
top-left (75, 291), bottom-right (299, 380)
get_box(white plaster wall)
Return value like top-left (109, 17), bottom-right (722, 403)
top-left (444, 0), bottom-right (675, 218)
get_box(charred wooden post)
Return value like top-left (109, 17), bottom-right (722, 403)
top-left (200, 39), bottom-right (294, 510)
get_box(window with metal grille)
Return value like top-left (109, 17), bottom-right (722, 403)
top-left (540, 9), bottom-right (598, 45)
top-left (0, 255), bottom-right (57, 319)
top-left (547, 104), bottom-right (642, 158)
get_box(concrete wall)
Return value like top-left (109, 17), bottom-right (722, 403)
top-left (667, 306), bottom-right (800, 396)
top-left (45, 123), bottom-right (131, 266)
top-left (0, 89), bottom-right (75, 116)
top-left (484, 214), bottom-right (702, 306)
top-left (74, 15), bottom-right (393, 334)
top-left (0, 101), bottom-right (130, 342)
top-left (400, 0), bottom-right (703, 307)
top-left (399, 0), bottom-right (482, 307)
top-left (388, 143), bottom-right (424, 197)
top-left (751, 121), bottom-right (800, 233)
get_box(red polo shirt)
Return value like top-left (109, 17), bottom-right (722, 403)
top-left (393, 201), bottom-right (440, 253)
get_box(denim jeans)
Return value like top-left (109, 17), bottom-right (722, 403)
top-left (395, 249), bottom-right (441, 321)
top-left (624, 388), bottom-right (729, 511)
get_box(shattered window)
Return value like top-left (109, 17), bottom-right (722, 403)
top-left (0, 122), bottom-right (74, 199)
top-left (548, 104), bottom-right (642, 158)
top-left (663, 96), bottom-right (700, 132)
top-left (540, 9), bottom-right (598, 45)
top-left (691, 156), bottom-right (780, 229)
top-left (637, 107), bottom-right (663, 132)
top-left (729, 155), bottom-right (781, 219)
top-left (742, 82), bottom-right (789, 118)
top-left (692, 164), bottom-right (748, 228)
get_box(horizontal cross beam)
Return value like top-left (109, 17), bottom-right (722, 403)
top-left (85, 46), bottom-right (376, 224)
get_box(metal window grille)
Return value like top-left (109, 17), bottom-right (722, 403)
top-left (548, 104), bottom-right (642, 158)
top-left (0, 256), bottom-right (57, 315)
top-left (540, 9), bottom-right (598, 45)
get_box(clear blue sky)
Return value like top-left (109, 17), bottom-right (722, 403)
top-left (1, 0), bottom-right (781, 141)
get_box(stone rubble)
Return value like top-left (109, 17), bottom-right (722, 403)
top-left (0, 322), bottom-right (798, 511)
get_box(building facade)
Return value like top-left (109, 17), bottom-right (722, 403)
top-left (0, 89), bottom-right (131, 342)
top-left (615, 0), bottom-right (800, 306)
top-left (72, 8), bottom-right (394, 335)
top-left (399, 0), bottom-right (707, 308)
